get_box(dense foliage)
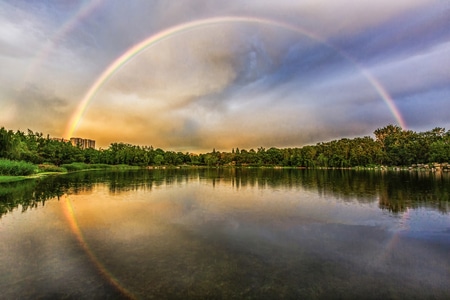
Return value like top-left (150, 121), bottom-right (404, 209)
top-left (1, 125), bottom-right (449, 168)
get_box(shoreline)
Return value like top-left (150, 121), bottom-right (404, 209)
top-left (0, 165), bottom-right (143, 183)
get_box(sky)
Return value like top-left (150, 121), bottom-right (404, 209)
top-left (0, 0), bottom-right (449, 152)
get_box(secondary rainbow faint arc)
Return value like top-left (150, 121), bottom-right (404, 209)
top-left (64, 16), bottom-right (406, 139)
top-left (22, 0), bottom-right (105, 88)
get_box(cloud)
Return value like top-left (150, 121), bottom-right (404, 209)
top-left (371, 41), bottom-right (450, 99)
top-left (226, 0), bottom-right (431, 37)
top-left (75, 15), bottom-right (432, 149)
top-left (397, 88), bottom-right (450, 131)
top-left (1, 0), bottom-right (449, 151)
top-left (103, 26), bottom-right (239, 103)
top-left (1, 84), bottom-right (70, 134)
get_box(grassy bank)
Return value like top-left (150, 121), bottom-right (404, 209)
top-left (0, 175), bottom-right (29, 183)
top-left (0, 160), bottom-right (141, 183)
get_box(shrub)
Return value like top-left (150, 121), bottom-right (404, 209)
top-left (60, 162), bottom-right (88, 172)
top-left (38, 164), bottom-right (67, 173)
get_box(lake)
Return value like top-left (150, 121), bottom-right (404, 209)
top-left (0, 168), bottom-right (449, 299)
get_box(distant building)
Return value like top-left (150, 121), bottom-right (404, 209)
top-left (70, 137), bottom-right (95, 149)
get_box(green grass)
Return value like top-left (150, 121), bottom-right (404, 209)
top-left (60, 162), bottom-right (111, 172)
top-left (37, 163), bottom-right (67, 173)
top-left (60, 162), bottom-right (140, 172)
top-left (0, 159), bottom-right (37, 176)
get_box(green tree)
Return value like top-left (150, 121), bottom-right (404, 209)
top-left (154, 154), bottom-right (164, 165)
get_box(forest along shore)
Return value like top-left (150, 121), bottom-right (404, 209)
top-left (1, 125), bottom-right (449, 175)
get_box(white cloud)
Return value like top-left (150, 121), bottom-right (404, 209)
top-left (371, 41), bottom-right (450, 99)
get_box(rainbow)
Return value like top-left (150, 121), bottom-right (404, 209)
top-left (61, 196), bottom-right (136, 299)
top-left (64, 16), bottom-right (406, 138)
top-left (379, 208), bottom-right (411, 262)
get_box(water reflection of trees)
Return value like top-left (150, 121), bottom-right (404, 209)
top-left (0, 169), bottom-right (194, 217)
top-left (197, 168), bottom-right (449, 214)
top-left (1, 169), bottom-right (449, 218)
top-left (0, 176), bottom-right (66, 217)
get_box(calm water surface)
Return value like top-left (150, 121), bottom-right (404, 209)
top-left (0, 168), bottom-right (449, 299)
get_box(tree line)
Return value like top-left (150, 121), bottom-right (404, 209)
top-left (1, 125), bottom-right (449, 168)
